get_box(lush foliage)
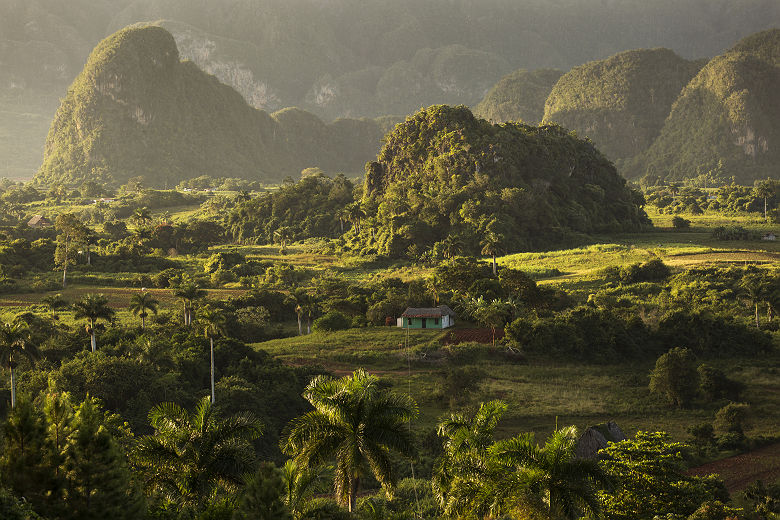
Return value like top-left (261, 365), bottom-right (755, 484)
top-left (633, 29), bottom-right (780, 185)
top-left (474, 68), bottom-right (563, 125)
top-left (34, 26), bottom-right (385, 187)
top-left (543, 48), bottom-right (702, 163)
top-left (358, 105), bottom-right (649, 257)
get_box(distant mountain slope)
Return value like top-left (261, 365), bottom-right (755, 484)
top-left (2, 0), bottom-right (779, 179)
top-left (631, 29), bottom-right (780, 184)
top-left (542, 48), bottom-right (703, 164)
top-left (34, 26), bottom-right (385, 187)
top-left (473, 69), bottom-right (563, 124)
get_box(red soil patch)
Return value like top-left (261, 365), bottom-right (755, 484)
top-left (440, 328), bottom-right (503, 345)
top-left (686, 443), bottom-right (780, 492)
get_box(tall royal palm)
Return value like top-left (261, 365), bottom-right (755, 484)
top-left (480, 232), bottom-right (504, 276)
top-left (281, 369), bottom-right (418, 512)
top-left (433, 400), bottom-right (510, 518)
top-left (133, 396), bottom-right (262, 510)
top-left (174, 281), bottom-right (206, 326)
top-left (0, 321), bottom-right (38, 408)
top-left (128, 291), bottom-right (159, 329)
top-left (73, 294), bottom-right (114, 352)
top-left (198, 304), bottom-right (227, 403)
top-left (740, 272), bottom-right (768, 329)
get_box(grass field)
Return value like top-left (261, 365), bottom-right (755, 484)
top-left (2, 206), bottom-right (777, 446)
top-left (254, 327), bottom-right (780, 441)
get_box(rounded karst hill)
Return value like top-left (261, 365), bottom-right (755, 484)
top-left (632, 28), bottom-right (780, 185)
top-left (542, 48), bottom-right (703, 166)
top-left (474, 68), bottom-right (563, 125)
top-left (358, 105), bottom-right (650, 258)
top-left (35, 24), bottom-right (290, 187)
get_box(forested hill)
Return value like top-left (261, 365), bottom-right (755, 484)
top-left (542, 49), bottom-right (704, 164)
top-left (2, 0), bottom-right (778, 180)
top-left (473, 69), bottom-right (563, 125)
top-left (34, 25), bottom-right (386, 188)
top-left (357, 105), bottom-right (650, 257)
top-left (629, 28), bottom-right (780, 185)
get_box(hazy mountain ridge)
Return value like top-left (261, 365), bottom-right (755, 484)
top-left (628, 28), bottom-right (780, 184)
top-left (2, 0), bottom-right (779, 179)
top-left (473, 69), bottom-right (564, 124)
top-left (34, 26), bottom-right (386, 187)
top-left (541, 48), bottom-right (704, 163)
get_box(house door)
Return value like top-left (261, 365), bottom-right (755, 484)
top-left (421, 318), bottom-right (427, 328)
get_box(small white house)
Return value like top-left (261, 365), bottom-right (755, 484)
top-left (397, 306), bottom-right (456, 329)
top-left (762, 232), bottom-right (777, 241)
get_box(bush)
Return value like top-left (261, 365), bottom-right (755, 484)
top-left (714, 403), bottom-right (752, 434)
top-left (649, 347), bottom-right (699, 408)
top-left (672, 216), bottom-right (691, 229)
top-left (711, 226), bottom-right (750, 241)
top-left (619, 259), bottom-right (671, 283)
top-left (312, 311), bottom-right (351, 332)
top-left (716, 431), bottom-right (746, 451)
top-left (437, 367), bottom-right (485, 405)
top-left (697, 364), bottom-right (744, 402)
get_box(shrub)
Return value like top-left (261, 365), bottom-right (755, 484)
top-left (697, 364), bottom-right (744, 402)
top-left (312, 311), bottom-right (351, 332)
top-left (437, 367), bottom-right (485, 405)
top-left (649, 347), bottom-right (699, 408)
top-left (672, 216), bottom-right (691, 229)
top-left (714, 402), bottom-right (752, 434)
top-left (711, 226), bottom-right (750, 240)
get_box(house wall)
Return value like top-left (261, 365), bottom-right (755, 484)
top-left (401, 317), bottom-right (444, 329)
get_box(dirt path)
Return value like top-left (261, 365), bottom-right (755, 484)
top-left (686, 443), bottom-right (780, 493)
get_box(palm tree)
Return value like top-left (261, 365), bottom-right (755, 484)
top-left (41, 293), bottom-right (68, 320)
top-left (336, 208), bottom-right (348, 234)
top-left (753, 179), bottom-right (776, 219)
top-left (347, 203), bottom-right (365, 234)
top-left (287, 289), bottom-right (314, 336)
top-left (0, 321), bottom-right (38, 408)
top-left (274, 226), bottom-right (294, 254)
top-left (73, 294), bottom-right (114, 352)
top-left (433, 400), bottom-right (509, 517)
top-left (173, 281), bottom-right (206, 325)
top-left (441, 233), bottom-right (464, 259)
top-left (198, 304), bottom-right (227, 404)
top-left (490, 426), bottom-right (609, 519)
top-left (281, 369), bottom-right (418, 513)
top-left (434, 401), bottom-right (608, 519)
top-left (132, 206), bottom-right (152, 227)
top-left (480, 231), bottom-right (504, 276)
top-left (466, 297), bottom-right (513, 346)
top-left (133, 397), bottom-right (263, 509)
top-left (740, 272), bottom-right (768, 329)
top-left (128, 291), bottom-right (159, 329)
top-left (281, 459), bottom-right (326, 519)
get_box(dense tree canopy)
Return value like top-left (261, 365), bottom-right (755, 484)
top-left (357, 105), bottom-right (649, 257)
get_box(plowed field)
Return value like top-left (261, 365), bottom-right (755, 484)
top-left (686, 443), bottom-right (780, 492)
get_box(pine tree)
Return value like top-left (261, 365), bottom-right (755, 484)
top-left (61, 398), bottom-right (143, 520)
top-left (0, 395), bottom-right (57, 512)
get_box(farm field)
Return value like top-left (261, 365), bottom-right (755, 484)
top-left (254, 326), bottom-right (780, 442)
top-left (1, 202), bottom-right (778, 458)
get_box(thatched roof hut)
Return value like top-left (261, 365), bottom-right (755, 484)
top-left (575, 421), bottom-right (626, 460)
top-left (27, 215), bottom-right (53, 228)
